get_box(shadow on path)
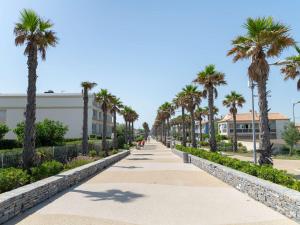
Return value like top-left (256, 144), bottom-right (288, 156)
top-left (112, 165), bottom-right (143, 169)
top-left (132, 153), bottom-right (154, 156)
top-left (72, 189), bottom-right (145, 203)
top-left (127, 158), bottom-right (152, 161)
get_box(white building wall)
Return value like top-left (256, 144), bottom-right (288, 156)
top-left (0, 93), bottom-right (113, 139)
top-left (275, 120), bottom-right (289, 139)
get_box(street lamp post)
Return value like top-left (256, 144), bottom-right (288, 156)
top-left (249, 79), bottom-right (257, 164)
top-left (293, 101), bottom-right (300, 124)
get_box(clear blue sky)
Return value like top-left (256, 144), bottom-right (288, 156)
top-left (0, 0), bottom-right (300, 128)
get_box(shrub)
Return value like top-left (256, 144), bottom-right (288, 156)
top-left (0, 168), bottom-right (30, 193)
top-left (176, 145), bottom-right (300, 192)
top-left (111, 149), bottom-right (119, 155)
top-left (89, 150), bottom-right (98, 157)
top-left (199, 141), bottom-right (209, 146)
top-left (31, 160), bottom-right (64, 181)
top-left (89, 134), bottom-right (96, 139)
top-left (0, 123), bottom-right (9, 140)
top-left (64, 156), bottom-right (94, 170)
top-left (14, 119), bottom-right (68, 147)
top-left (0, 139), bottom-right (22, 150)
top-left (135, 135), bottom-right (144, 142)
top-left (123, 144), bottom-right (130, 150)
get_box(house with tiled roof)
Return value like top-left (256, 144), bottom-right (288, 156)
top-left (218, 111), bottom-right (290, 140)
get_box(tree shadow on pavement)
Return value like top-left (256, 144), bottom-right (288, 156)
top-left (72, 189), bottom-right (145, 203)
top-left (112, 165), bottom-right (143, 169)
top-left (127, 158), bottom-right (152, 161)
top-left (132, 153), bottom-right (154, 156)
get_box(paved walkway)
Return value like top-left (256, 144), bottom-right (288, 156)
top-left (7, 141), bottom-right (297, 225)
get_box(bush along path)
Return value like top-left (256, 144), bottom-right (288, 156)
top-left (0, 149), bottom-right (119, 194)
top-left (176, 145), bottom-right (300, 191)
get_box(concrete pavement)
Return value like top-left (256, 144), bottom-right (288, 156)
top-left (6, 141), bottom-right (297, 225)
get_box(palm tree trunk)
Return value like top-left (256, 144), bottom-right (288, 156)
top-left (113, 111), bottom-right (117, 149)
top-left (102, 110), bottom-right (108, 156)
top-left (208, 86), bottom-right (217, 151)
top-left (199, 116), bottom-right (203, 142)
top-left (131, 122), bottom-right (134, 143)
top-left (233, 112), bottom-right (237, 152)
top-left (257, 77), bottom-right (272, 165)
top-left (182, 107), bottom-right (186, 147)
top-left (191, 109), bottom-right (196, 148)
top-left (82, 88), bottom-right (88, 155)
top-left (23, 43), bottom-right (38, 169)
top-left (124, 121), bottom-right (128, 145)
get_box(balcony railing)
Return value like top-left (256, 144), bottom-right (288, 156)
top-left (229, 129), bottom-right (276, 134)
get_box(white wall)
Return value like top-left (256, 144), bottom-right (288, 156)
top-left (276, 120), bottom-right (289, 139)
top-left (0, 93), bottom-right (113, 139)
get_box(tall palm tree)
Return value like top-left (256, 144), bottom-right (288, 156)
top-left (128, 110), bottom-right (139, 144)
top-left (181, 85), bottom-right (202, 148)
top-left (81, 82), bottom-right (97, 155)
top-left (143, 122), bottom-right (150, 140)
top-left (121, 106), bottom-right (132, 145)
top-left (159, 102), bottom-right (175, 146)
top-left (228, 17), bottom-right (294, 164)
top-left (195, 107), bottom-right (206, 142)
top-left (276, 45), bottom-right (300, 90)
top-left (95, 89), bottom-right (114, 156)
top-left (173, 91), bottom-right (187, 146)
top-left (194, 65), bottom-right (226, 151)
top-left (223, 91), bottom-right (245, 152)
top-left (110, 96), bottom-right (123, 149)
top-left (14, 9), bottom-right (58, 169)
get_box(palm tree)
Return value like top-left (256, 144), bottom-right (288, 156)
top-left (110, 96), bottom-right (123, 149)
top-left (121, 106), bottom-right (132, 145)
top-left (195, 107), bottom-right (206, 142)
top-left (128, 110), bottom-right (139, 144)
top-left (181, 85), bottom-right (202, 148)
top-left (95, 89), bottom-right (114, 156)
top-left (173, 91), bottom-right (187, 146)
top-left (276, 45), bottom-right (300, 90)
top-left (14, 9), bottom-right (58, 169)
top-left (223, 91), bottom-right (245, 152)
top-left (143, 122), bottom-right (150, 140)
top-left (159, 102), bottom-right (175, 146)
top-left (228, 17), bottom-right (294, 164)
top-left (194, 65), bottom-right (226, 151)
top-left (81, 82), bottom-right (97, 155)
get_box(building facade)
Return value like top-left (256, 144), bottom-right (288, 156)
top-left (0, 93), bottom-right (113, 139)
top-left (218, 111), bottom-right (289, 140)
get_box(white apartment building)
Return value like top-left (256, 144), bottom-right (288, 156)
top-left (0, 93), bottom-right (113, 139)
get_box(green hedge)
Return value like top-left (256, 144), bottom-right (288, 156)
top-left (176, 145), bottom-right (300, 192)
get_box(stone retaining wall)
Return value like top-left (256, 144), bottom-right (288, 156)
top-left (0, 150), bottom-right (130, 224)
top-left (172, 148), bottom-right (300, 222)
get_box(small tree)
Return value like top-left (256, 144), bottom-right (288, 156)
top-left (282, 123), bottom-right (300, 155)
top-left (0, 124), bottom-right (9, 140)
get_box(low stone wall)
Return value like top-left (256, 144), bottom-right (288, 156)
top-left (172, 148), bottom-right (300, 222)
top-left (0, 150), bottom-right (130, 224)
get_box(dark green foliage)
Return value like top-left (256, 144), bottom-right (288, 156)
top-left (0, 140), bottom-right (22, 149)
top-left (0, 124), bottom-right (9, 140)
top-left (31, 160), bottom-right (64, 181)
top-left (89, 134), bottom-right (96, 139)
top-left (135, 135), bottom-right (144, 142)
top-left (64, 157), bottom-right (94, 170)
top-left (176, 145), bottom-right (300, 191)
top-left (0, 168), bottom-right (30, 193)
top-left (282, 122), bottom-right (300, 155)
top-left (14, 119), bottom-right (68, 147)
top-left (116, 124), bottom-right (126, 149)
top-left (88, 150), bottom-right (97, 157)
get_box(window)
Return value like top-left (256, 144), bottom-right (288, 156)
top-left (0, 110), bottom-right (6, 122)
top-left (93, 110), bottom-right (97, 120)
top-left (92, 123), bottom-right (97, 134)
top-left (99, 112), bottom-right (102, 120)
